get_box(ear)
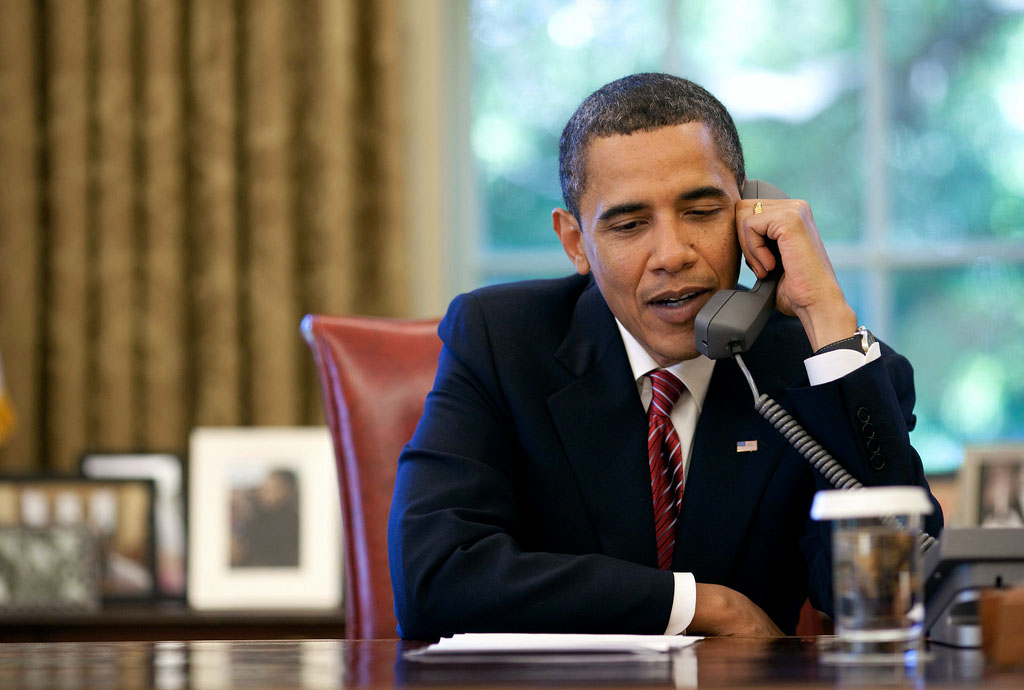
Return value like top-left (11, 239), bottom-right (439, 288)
top-left (552, 208), bottom-right (591, 275)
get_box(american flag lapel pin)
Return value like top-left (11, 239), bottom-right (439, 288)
top-left (736, 440), bottom-right (758, 453)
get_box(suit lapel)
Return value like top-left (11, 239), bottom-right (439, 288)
top-left (548, 284), bottom-right (658, 567)
top-left (674, 355), bottom-right (789, 580)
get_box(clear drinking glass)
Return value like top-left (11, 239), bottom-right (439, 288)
top-left (812, 486), bottom-right (934, 662)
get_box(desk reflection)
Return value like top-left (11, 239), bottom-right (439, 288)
top-left (0, 637), bottom-right (1017, 689)
top-left (2, 640), bottom-right (348, 690)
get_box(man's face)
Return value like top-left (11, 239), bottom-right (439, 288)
top-left (261, 474), bottom-right (290, 506)
top-left (555, 123), bottom-right (741, 366)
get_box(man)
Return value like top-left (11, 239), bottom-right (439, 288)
top-left (388, 73), bottom-right (943, 639)
top-left (233, 468), bottom-right (300, 567)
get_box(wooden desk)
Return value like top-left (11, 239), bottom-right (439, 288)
top-left (0, 637), bottom-right (1020, 689)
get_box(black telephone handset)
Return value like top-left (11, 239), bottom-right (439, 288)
top-left (694, 179), bottom-right (789, 360)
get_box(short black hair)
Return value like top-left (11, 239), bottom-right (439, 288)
top-left (268, 468), bottom-right (298, 494)
top-left (558, 73), bottom-right (745, 222)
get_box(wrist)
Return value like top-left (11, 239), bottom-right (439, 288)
top-left (795, 300), bottom-right (857, 352)
top-left (690, 583), bottom-right (728, 635)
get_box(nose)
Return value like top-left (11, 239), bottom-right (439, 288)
top-left (648, 216), bottom-right (698, 273)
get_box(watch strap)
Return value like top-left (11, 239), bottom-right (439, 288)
top-left (814, 326), bottom-right (876, 356)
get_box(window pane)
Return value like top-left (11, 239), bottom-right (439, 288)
top-left (470, 0), bottom-right (868, 256)
top-left (886, 2), bottom-right (1024, 243)
top-left (892, 264), bottom-right (1024, 473)
top-left (470, 0), bottom-right (668, 250)
top-left (677, 0), bottom-right (864, 243)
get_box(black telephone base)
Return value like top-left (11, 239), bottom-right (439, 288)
top-left (924, 527), bottom-right (1024, 648)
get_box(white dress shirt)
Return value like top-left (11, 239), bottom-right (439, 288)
top-left (613, 319), bottom-right (882, 634)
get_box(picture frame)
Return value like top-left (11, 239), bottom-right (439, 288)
top-left (187, 427), bottom-right (342, 610)
top-left (0, 476), bottom-right (157, 601)
top-left (960, 444), bottom-right (1024, 527)
top-left (80, 452), bottom-right (186, 599)
top-left (0, 524), bottom-right (100, 612)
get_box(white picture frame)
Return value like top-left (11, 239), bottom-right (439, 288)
top-left (960, 444), bottom-right (1024, 528)
top-left (187, 427), bottom-right (342, 610)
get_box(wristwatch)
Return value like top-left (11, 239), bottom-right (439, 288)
top-left (814, 325), bottom-right (877, 355)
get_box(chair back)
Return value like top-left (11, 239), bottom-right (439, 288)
top-left (302, 314), bottom-right (441, 639)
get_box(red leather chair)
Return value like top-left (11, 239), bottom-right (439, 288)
top-left (302, 314), bottom-right (441, 639)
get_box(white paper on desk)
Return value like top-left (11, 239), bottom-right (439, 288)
top-left (405, 633), bottom-right (702, 661)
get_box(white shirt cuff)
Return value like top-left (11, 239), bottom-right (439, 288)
top-left (804, 341), bottom-right (881, 386)
top-left (664, 572), bottom-right (696, 635)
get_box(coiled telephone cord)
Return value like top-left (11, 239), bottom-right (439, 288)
top-left (732, 352), bottom-right (936, 552)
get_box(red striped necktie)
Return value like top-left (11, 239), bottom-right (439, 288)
top-left (647, 369), bottom-right (686, 571)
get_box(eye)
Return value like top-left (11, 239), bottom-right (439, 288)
top-left (610, 219), bottom-right (645, 233)
top-left (685, 206), bottom-right (723, 219)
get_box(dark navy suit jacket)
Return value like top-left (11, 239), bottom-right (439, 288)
top-left (388, 274), bottom-right (942, 639)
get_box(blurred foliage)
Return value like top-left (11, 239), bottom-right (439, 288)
top-left (469, 0), bottom-right (1024, 472)
top-left (886, 1), bottom-right (1024, 243)
top-left (895, 264), bottom-right (1024, 472)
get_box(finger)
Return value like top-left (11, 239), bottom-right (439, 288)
top-left (734, 201), bottom-right (761, 274)
top-left (751, 203), bottom-right (785, 272)
top-left (737, 203), bottom-right (775, 277)
top-left (752, 238), bottom-right (779, 275)
top-left (736, 217), bottom-right (758, 275)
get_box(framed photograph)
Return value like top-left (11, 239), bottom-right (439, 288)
top-left (0, 524), bottom-right (100, 612)
top-left (0, 476), bottom-right (156, 600)
top-left (187, 427), bottom-right (342, 610)
top-left (960, 444), bottom-right (1024, 527)
top-left (80, 452), bottom-right (186, 599)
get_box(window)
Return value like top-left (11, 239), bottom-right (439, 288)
top-left (466, 0), bottom-right (1024, 473)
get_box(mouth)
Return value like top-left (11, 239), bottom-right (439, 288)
top-left (649, 288), bottom-right (710, 308)
top-left (647, 287), bottom-right (715, 324)
top-left (651, 286), bottom-right (708, 307)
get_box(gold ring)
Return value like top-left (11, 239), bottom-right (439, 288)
top-left (753, 202), bottom-right (764, 214)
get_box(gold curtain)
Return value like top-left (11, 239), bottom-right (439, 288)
top-left (0, 0), bottom-right (409, 472)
